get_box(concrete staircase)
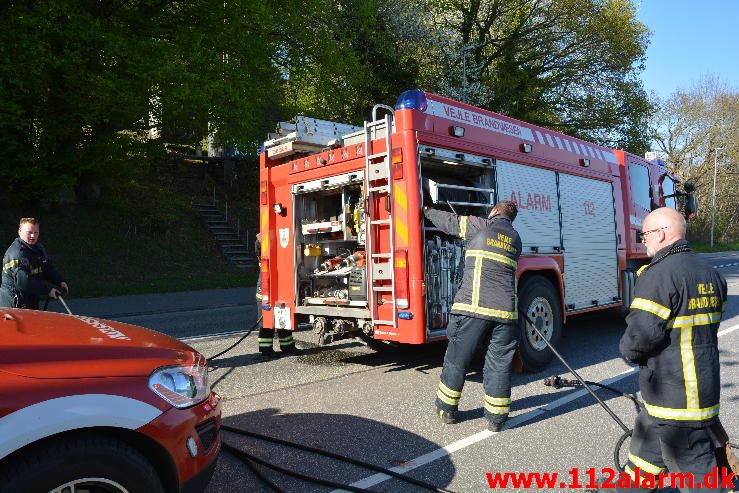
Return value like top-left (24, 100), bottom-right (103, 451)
top-left (194, 203), bottom-right (256, 269)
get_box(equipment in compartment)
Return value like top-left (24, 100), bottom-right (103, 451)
top-left (315, 254), bottom-right (349, 274)
top-left (424, 236), bottom-right (465, 330)
top-left (347, 267), bottom-right (367, 301)
top-left (307, 251), bottom-right (366, 305)
top-left (294, 171), bottom-right (368, 309)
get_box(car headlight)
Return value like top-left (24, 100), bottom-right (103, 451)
top-left (149, 363), bottom-right (210, 409)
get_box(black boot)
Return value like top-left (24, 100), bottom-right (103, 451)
top-left (487, 420), bottom-right (506, 432)
top-left (435, 407), bottom-right (457, 424)
top-left (280, 345), bottom-right (303, 356)
top-left (259, 348), bottom-right (279, 361)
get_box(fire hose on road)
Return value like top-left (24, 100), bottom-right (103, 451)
top-left (523, 312), bottom-right (738, 475)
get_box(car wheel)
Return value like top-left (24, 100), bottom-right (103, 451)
top-left (518, 276), bottom-right (563, 372)
top-left (0, 434), bottom-right (165, 493)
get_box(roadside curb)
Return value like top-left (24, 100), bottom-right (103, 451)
top-left (47, 287), bottom-right (255, 319)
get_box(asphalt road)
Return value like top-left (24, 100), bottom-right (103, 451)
top-left (114, 253), bottom-right (739, 493)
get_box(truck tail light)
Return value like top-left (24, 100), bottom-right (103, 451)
top-left (260, 180), bottom-right (268, 205)
top-left (394, 249), bottom-right (409, 309)
top-left (391, 148), bottom-right (403, 180)
top-left (260, 259), bottom-right (270, 305)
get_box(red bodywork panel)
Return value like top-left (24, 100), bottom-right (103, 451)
top-left (0, 308), bottom-right (221, 490)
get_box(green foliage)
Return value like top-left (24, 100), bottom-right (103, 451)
top-left (405, 0), bottom-right (653, 152)
top-left (690, 242), bottom-right (739, 253)
top-left (278, 0), bottom-right (420, 124)
top-left (2, 0), bottom-right (656, 204)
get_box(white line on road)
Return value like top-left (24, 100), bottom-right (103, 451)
top-left (718, 322), bottom-right (739, 338)
top-left (334, 321), bottom-right (739, 492)
top-left (714, 262), bottom-right (739, 269)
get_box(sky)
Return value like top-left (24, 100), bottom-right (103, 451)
top-left (635, 0), bottom-right (739, 99)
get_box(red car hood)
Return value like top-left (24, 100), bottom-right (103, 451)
top-left (0, 309), bottom-right (198, 378)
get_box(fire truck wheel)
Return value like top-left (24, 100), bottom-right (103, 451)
top-left (518, 276), bottom-right (562, 372)
top-left (0, 433), bottom-right (165, 493)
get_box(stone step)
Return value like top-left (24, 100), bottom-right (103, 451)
top-left (224, 248), bottom-right (249, 254)
top-left (232, 263), bottom-right (256, 269)
top-left (219, 241), bottom-right (246, 248)
top-left (228, 255), bottom-right (256, 262)
top-left (221, 245), bottom-right (248, 252)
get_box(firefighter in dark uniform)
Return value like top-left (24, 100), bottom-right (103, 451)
top-left (425, 200), bottom-right (521, 432)
top-left (254, 233), bottom-right (302, 361)
top-left (1, 217), bottom-right (68, 309)
top-left (618, 207), bottom-right (733, 493)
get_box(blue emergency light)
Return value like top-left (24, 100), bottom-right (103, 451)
top-left (395, 90), bottom-right (428, 112)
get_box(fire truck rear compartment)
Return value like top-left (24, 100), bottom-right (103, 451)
top-left (292, 173), bottom-right (368, 343)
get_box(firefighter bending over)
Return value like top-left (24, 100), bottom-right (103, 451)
top-left (1, 217), bottom-right (68, 309)
top-left (618, 207), bottom-right (732, 492)
top-left (424, 200), bottom-right (521, 432)
top-left (255, 233), bottom-right (303, 361)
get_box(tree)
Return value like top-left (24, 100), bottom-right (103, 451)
top-left (651, 77), bottom-right (739, 243)
top-left (1, 0), bottom-right (657, 204)
top-left (0, 1), bottom-right (282, 201)
top-left (277, 0), bottom-right (422, 125)
top-left (393, 0), bottom-right (653, 152)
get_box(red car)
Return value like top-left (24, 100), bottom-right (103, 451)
top-left (0, 308), bottom-right (221, 493)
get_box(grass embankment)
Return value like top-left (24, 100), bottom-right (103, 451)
top-left (691, 242), bottom-right (739, 253)
top-left (1, 160), bottom-right (257, 298)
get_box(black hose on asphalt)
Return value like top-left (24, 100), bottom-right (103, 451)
top-left (223, 442), bottom-right (286, 493)
top-left (524, 312), bottom-right (632, 435)
top-left (223, 441), bottom-right (397, 493)
top-left (206, 315), bottom-right (262, 361)
top-left (542, 373), bottom-right (642, 472)
top-left (221, 425), bottom-right (457, 493)
top-left (523, 312), bottom-right (633, 471)
top-left (543, 375), bottom-right (643, 408)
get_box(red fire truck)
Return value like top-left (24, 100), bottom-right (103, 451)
top-left (258, 90), bottom-right (694, 370)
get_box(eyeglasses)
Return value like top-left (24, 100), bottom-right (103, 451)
top-left (638, 227), bottom-right (667, 242)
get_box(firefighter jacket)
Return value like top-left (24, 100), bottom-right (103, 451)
top-left (619, 239), bottom-right (727, 427)
top-left (1, 238), bottom-right (66, 309)
top-left (424, 208), bottom-right (521, 324)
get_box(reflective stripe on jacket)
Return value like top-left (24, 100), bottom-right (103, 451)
top-left (424, 208), bottom-right (521, 323)
top-left (619, 239), bottom-right (727, 427)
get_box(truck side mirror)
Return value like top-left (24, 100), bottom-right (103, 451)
top-left (684, 194), bottom-right (697, 219)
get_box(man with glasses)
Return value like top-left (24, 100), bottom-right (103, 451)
top-left (1, 217), bottom-right (68, 309)
top-left (618, 207), bottom-right (732, 492)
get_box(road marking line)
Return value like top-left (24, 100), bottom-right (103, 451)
top-left (718, 322), bottom-right (739, 337)
top-left (335, 321), bottom-right (739, 492)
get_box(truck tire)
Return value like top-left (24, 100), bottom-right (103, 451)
top-left (0, 434), bottom-right (165, 493)
top-left (518, 276), bottom-right (563, 372)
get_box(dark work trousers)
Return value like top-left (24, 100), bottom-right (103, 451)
top-left (435, 314), bottom-right (519, 425)
top-left (258, 326), bottom-right (295, 352)
top-left (617, 411), bottom-right (735, 493)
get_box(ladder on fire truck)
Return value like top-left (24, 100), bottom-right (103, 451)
top-left (364, 106), bottom-right (397, 329)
